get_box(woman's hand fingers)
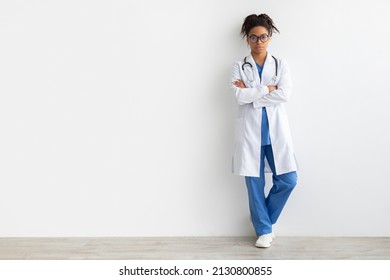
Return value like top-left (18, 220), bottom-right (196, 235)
top-left (267, 85), bottom-right (277, 92)
top-left (233, 80), bottom-right (246, 88)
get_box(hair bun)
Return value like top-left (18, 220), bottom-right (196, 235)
top-left (259, 14), bottom-right (273, 25)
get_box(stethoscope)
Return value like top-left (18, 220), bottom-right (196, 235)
top-left (241, 55), bottom-right (278, 83)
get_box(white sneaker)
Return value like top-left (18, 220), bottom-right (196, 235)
top-left (255, 233), bottom-right (273, 248)
top-left (263, 232), bottom-right (276, 242)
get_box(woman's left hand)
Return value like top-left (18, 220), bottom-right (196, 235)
top-left (233, 80), bottom-right (246, 88)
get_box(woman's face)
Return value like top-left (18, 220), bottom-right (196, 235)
top-left (246, 26), bottom-right (270, 55)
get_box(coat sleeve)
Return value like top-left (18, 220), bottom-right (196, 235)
top-left (252, 59), bottom-right (293, 108)
top-left (231, 61), bottom-right (269, 105)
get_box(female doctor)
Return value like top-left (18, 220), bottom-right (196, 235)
top-left (231, 14), bottom-right (298, 248)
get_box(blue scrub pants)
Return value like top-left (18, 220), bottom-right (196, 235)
top-left (245, 145), bottom-right (297, 236)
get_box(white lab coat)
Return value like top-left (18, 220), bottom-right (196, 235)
top-left (231, 52), bottom-right (298, 177)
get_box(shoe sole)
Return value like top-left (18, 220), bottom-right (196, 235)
top-left (255, 242), bottom-right (271, 248)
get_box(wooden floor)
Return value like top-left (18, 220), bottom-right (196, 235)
top-left (0, 236), bottom-right (389, 260)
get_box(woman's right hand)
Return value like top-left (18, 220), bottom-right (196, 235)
top-left (233, 80), bottom-right (246, 89)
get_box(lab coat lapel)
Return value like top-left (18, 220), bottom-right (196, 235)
top-left (261, 52), bottom-right (276, 86)
top-left (246, 54), bottom-right (261, 88)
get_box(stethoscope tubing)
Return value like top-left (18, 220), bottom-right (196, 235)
top-left (241, 55), bottom-right (278, 82)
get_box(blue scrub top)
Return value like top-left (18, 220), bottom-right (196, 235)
top-left (256, 62), bottom-right (271, 146)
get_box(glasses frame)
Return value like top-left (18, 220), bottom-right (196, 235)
top-left (248, 33), bottom-right (270, 43)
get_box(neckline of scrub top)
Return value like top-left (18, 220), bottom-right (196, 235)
top-left (255, 62), bottom-right (265, 68)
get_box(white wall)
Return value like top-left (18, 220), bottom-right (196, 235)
top-left (1, 0), bottom-right (389, 237)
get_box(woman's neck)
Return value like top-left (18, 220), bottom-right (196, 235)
top-left (251, 51), bottom-right (267, 66)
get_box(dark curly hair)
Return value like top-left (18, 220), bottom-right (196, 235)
top-left (240, 14), bottom-right (280, 38)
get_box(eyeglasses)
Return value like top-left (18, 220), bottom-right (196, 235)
top-left (249, 34), bottom-right (269, 43)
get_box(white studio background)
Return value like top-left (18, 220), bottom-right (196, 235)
top-left (0, 0), bottom-right (389, 237)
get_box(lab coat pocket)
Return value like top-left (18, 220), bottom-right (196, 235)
top-left (266, 77), bottom-right (280, 87)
